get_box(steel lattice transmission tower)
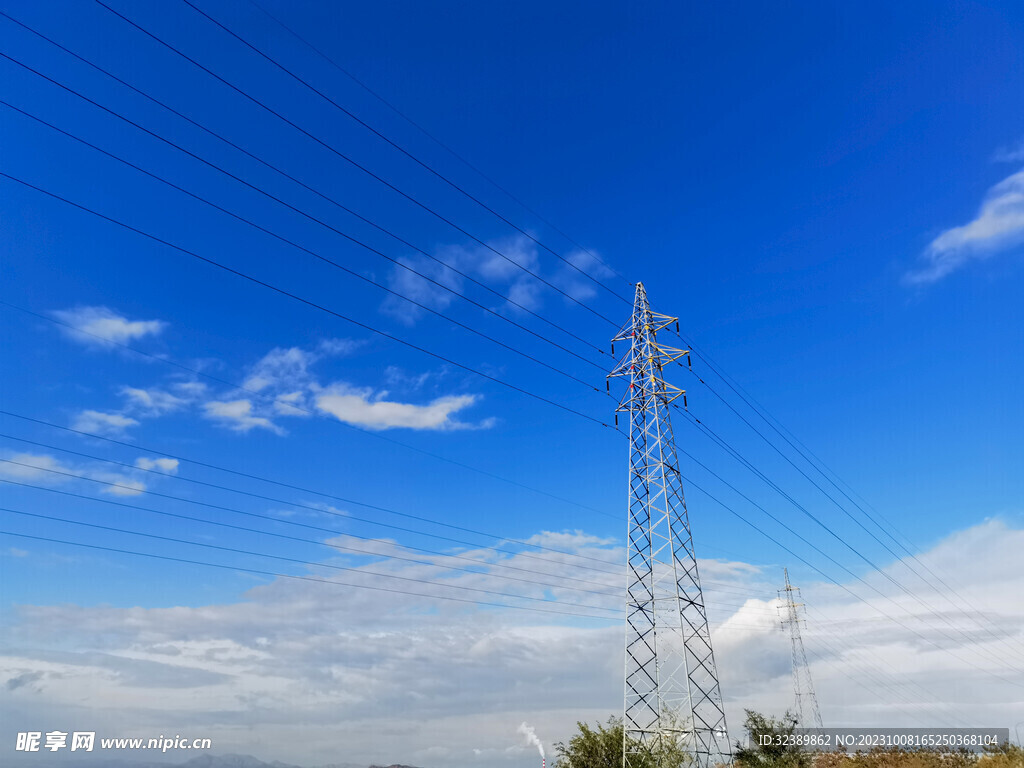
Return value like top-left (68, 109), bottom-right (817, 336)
top-left (778, 568), bottom-right (823, 728)
top-left (608, 282), bottom-right (730, 768)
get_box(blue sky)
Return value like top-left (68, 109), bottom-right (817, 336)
top-left (2, 0), bottom-right (1024, 764)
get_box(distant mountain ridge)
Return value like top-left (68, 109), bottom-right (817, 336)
top-left (11, 752), bottom-right (415, 768)
top-left (181, 755), bottom-right (394, 768)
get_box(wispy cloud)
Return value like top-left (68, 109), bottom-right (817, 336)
top-left (71, 410), bottom-right (139, 436)
top-left (65, 336), bottom-right (489, 439)
top-left (0, 452), bottom-right (74, 482)
top-left (120, 386), bottom-right (187, 415)
top-left (202, 342), bottom-right (480, 434)
top-left (135, 457), bottom-right (179, 474)
top-left (0, 451), bottom-right (175, 497)
top-left (203, 399), bottom-right (284, 435)
top-left (553, 249), bottom-right (616, 302)
top-left (52, 306), bottom-right (166, 346)
top-left (379, 235), bottom-right (615, 323)
top-left (197, 340), bottom-right (361, 432)
top-left (243, 346), bottom-right (319, 393)
top-left (315, 385), bottom-right (490, 431)
top-left (70, 383), bottom-right (202, 439)
top-left (993, 139), bottom-right (1024, 163)
top-left (241, 340), bottom-right (358, 395)
top-left (380, 250), bottom-right (466, 324)
top-left (91, 473), bottom-right (147, 496)
top-left (906, 167), bottom-right (1024, 284)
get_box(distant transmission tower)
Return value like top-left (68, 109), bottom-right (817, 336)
top-left (778, 568), bottom-right (823, 728)
top-left (609, 282), bottom-right (730, 768)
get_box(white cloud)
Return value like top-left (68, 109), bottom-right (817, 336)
top-left (203, 399), bottom-right (283, 434)
top-left (1, 520), bottom-right (1022, 766)
top-left (134, 457), bottom-right (179, 474)
top-left (0, 530), bottom-right (626, 766)
top-left (71, 410), bottom-right (139, 436)
top-left (52, 306), bottom-right (166, 346)
top-left (315, 384), bottom-right (485, 431)
top-left (67, 337), bottom-right (493, 441)
top-left (907, 167), bottom-right (1024, 283)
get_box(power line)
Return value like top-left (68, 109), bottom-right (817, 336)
top-left (637, 291), bottom-right (1001, 657)
top-left (93, 0), bottom-right (623, 328)
top-left (0, 171), bottom-right (613, 429)
top-left (244, 0), bottom-right (632, 287)
top-left (715, 575), bottom-right (975, 726)
top-left (183, 0), bottom-right (632, 304)
top-left (0, 9), bottom-right (608, 360)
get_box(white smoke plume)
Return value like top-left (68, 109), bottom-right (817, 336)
top-left (518, 721), bottom-right (545, 759)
